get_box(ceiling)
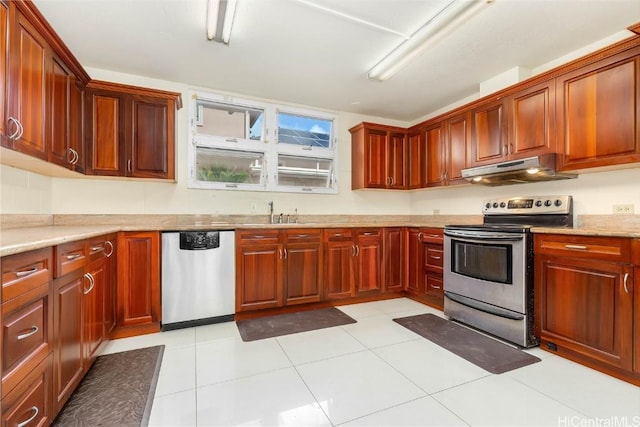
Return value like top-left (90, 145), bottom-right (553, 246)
top-left (33, 0), bottom-right (640, 122)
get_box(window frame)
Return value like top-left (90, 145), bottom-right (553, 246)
top-left (188, 90), bottom-right (338, 194)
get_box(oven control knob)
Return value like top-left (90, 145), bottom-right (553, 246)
top-left (554, 199), bottom-right (563, 207)
top-left (485, 203), bottom-right (491, 209)
top-left (499, 202), bottom-right (506, 208)
top-left (492, 202), bottom-right (499, 208)
top-left (544, 199), bottom-right (552, 207)
top-left (535, 200), bottom-right (543, 207)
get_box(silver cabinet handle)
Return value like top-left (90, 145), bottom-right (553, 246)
top-left (417, 232), bottom-right (423, 242)
top-left (68, 148), bottom-right (79, 165)
top-left (426, 234), bottom-right (441, 239)
top-left (564, 244), bottom-right (588, 250)
top-left (355, 245), bottom-right (360, 256)
top-left (430, 284), bottom-right (442, 289)
top-left (17, 406), bottom-right (39, 427)
top-left (334, 233), bottom-right (342, 237)
top-left (430, 256), bottom-right (441, 260)
top-left (623, 273), bottom-right (630, 294)
top-left (15, 267), bottom-right (38, 277)
top-left (278, 249), bottom-right (283, 259)
top-left (351, 245), bottom-right (356, 257)
top-left (104, 240), bottom-right (114, 257)
top-left (17, 326), bottom-right (39, 341)
top-left (127, 159), bottom-right (132, 172)
top-left (90, 245), bottom-right (105, 254)
top-left (8, 117), bottom-right (21, 139)
top-left (83, 273), bottom-right (95, 295)
top-left (283, 248), bottom-right (288, 259)
top-left (66, 253), bottom-right (82, 260)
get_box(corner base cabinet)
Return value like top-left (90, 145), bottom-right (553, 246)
top-left (114, 231), bottom-right (161, 337)
top-left (535, 234), bottom-right (638, 385)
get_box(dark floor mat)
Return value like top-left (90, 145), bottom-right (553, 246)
top-left (53, 345), bottom-right (165, 427)
top-left (393, 314), bottom-right (540, 374)
top-left (237, 307), bottom-right (356, 341)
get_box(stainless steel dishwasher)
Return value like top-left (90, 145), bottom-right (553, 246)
top-left (161, 230), bottom-right (235, 331)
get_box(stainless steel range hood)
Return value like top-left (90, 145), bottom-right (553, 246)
top-left (461, 154), bottom-right (577, 186)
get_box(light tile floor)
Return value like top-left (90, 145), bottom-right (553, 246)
top-left (100, 298), bottom-right (640, 427)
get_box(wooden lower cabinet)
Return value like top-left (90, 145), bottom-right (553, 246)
top-left (115, 231), bottom-right (161, 337)
top-left (52, 268), bottom-right (84, 413)
top-left (406, 228), bottom-right (424, 294)
top-left (324, 235), bottom-right (356, 300)
top-left (283, 230), bottom-right (322, 305)
top-left (535, 234), bottom-right (637, 384)
top-left (355, 229), bottom-right (382, 295)
top-left (236, 240), bottom-right (283, 312)
top-left (383, 228), bottom-right (404, 292)
top-left (405, 228), bottom-right (444, 309)
top-left (1, 354), bottom-right (52, 427)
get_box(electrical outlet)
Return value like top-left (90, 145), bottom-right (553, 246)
top-left (250, 202), bottom-right (257, 213)
top-left (433, 209), bottom-right (440, 215)
top-left (613, 204), bottom-right (634, 215)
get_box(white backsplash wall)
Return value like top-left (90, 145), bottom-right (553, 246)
top-left (47, 68), bottom-right (412, 216)
top-left (1, 165), bottom-right (53, 214)
top-left (409, 167), bottom-right (640, 220)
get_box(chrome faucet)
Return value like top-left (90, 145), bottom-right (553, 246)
top-left (268, 201), bottom-right (274, 224)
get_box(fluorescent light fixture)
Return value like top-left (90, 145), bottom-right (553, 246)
top-left (207, 0), bottom-right (237, 44)
top-left (368, 0), bottom-right (493, 81)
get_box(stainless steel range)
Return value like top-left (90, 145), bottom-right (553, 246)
top-left (443, 195), bottom-right (573, 348)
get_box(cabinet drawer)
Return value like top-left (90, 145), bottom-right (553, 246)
top-left (535, 234), bottom-right (631, 263)
top-left (357, 228), bottom-right (382, 239)
top-left (2, 285), bottom-right (51, 398)
top-left (237, 229), bottom-right (280, 244)
top-left (86, 235), bottom-right (114, 262)
top-left (425, 246), bottom-right (443, 270)
top-left (1, 248), bottom-right (53, 303)
top-left (55, 240), bottom-right (87, 277)
top-left (324, 229), bottom-right (353, 241)
top-left (420, 228), bottom-right (443, 244)
top-left (284, 229), bottom-right (322, 243)
top-left (2, 355), bottom-right (51, 427)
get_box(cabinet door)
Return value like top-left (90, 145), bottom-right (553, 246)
top-left (283, 238), bottom-right (321, 305)
top-left (236, 243), bottom-right (283, 311)
top-left (129, 96), bottom-right (174, 179)
top-left (1, 355), bottom-right (52, 427)
top-left (48, 55), bottom-right (70, 167)
top-left (356, 230), bottom-right (382, 294)
top-left (85, 89), bottom-right (125, 176)
top-left (406, 131), bottom-right (424, 189)
top-left (424, 122), bottom-right (445, 187)
top-left (365, 128), bottom-right (387, 188)
top-left (387, 132), bottom-right (406, 189)
top-left (116, 232), bottom-right (161, 334)
top-left (103, 237), bottom-right (117, 336)
top-left (324, 241), bottom-right (355, 299)
top-left (557, 50), bottom-right (640, 171)
top-left (469, 99), bottom-right (507, 166)
top-left (509, 80), bottom-right (555, 159)
top-left (538, 256), bottom-right (633, 371)
top-left (383, 228), bottom-right (404, 292)
top-left (8, 7), bottom-right (48, 160)
top-left (84, 257), bottom-right (106, 366)
top-left (446, 112), bottom-right (470, 185)
top-left (0, 1), bottom-right (7, 147)
top-left (406, 229), bottom-right (424, 294)
top-left (635, 267), bottom-right (640, 374)
top-left (52, 269), bottom-right (83, 413)
top-left (424, 273), bottom-right (444, 306)
top-left (68, 80), bottom-right (84, 173)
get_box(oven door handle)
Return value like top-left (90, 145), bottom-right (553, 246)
top-left (444, 230), bottom-right (524, 242)
top-left (444, 291), bottom-right (525, 321)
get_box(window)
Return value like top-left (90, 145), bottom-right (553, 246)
top-left (189, 91), bottom-right (337, 193)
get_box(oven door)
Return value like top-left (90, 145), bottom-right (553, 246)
top-left (443, 229), bottom-right (528, 314)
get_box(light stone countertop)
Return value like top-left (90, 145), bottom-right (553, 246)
top-left (2, 214), bottom-right (639, 257)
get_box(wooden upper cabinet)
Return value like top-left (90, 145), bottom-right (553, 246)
top-left (469, 99), bottom-right (507, 167)
top-left (557, 47), bottom-right (640, 171)
top-left (85, 81), bottom-right (180, 180)
top-left (509, 80), bottom-right (555, 159)
top-left (424, 122), bottom-right (445, 187)
top-left (129, 96), bottom-right (175, 179)
top-left (446, 112), bottom-right (470, 185)
top-left (0, 1), bottom-right (7, 147)
top-left (350, 122), bottom-right (406, 190)
top-left (406, 130), bottom-right (424, 189)
top-left (85, 89), bottom-right (125, 176)
top-left (68, 80), bottom-right (84, 173)
top-left (7, 6), bottom-right (48, 159)
top-left (48, 55), bottom-right (70, 167)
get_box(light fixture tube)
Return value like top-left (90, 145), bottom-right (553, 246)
top-left (207, 0), bottom-right (237, 44)
top-left (368, 0), bottom-right (492, 81)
